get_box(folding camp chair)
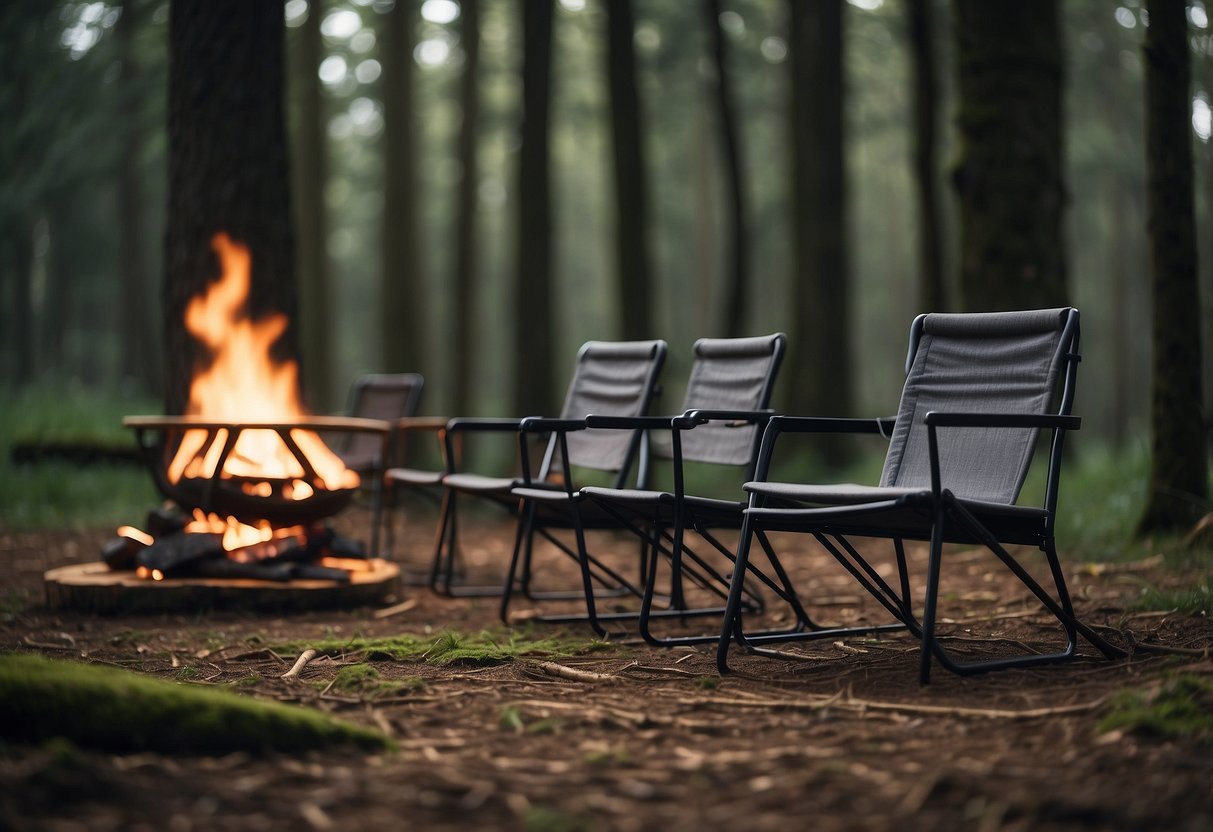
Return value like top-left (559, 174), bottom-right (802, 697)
top-left (330, 373), bottom-right (425, 556)
top-left (505, 334), bottom-right (791, 641)
top-left (715, 308), bottom-right (1127, 683)
top-left (386, 340), bottom-right (667, 597)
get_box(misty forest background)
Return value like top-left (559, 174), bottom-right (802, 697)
top-left (2, 0), bottom-right (1212, 536)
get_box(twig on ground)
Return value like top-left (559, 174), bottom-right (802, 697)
top-left (372, 598), bottom-right (418, 620)
top-left (532, 661), bottom-right (616, 683)
top-left (281, 648), bottom-right (318, 680)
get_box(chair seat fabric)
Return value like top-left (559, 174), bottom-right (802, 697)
top-left (385, 467), bottom-right (444, 487)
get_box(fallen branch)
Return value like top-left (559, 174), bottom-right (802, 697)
top-left (372, 598), bottom-right (418, 620)
top-left (532, 661), bottom-right (615, 683)
top-left (281, 648), bottom-right (318, 680)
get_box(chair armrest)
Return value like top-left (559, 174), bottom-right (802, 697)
top-left (675, 408), bottom-right (775, 428)
top-left (445, 417), bottom-right (526, 433)
top-left (394, 416), bottom-right (450, 432)
top-left (519, 417), bottom-right (587, 433)
top-left (584, 414), bottom-right (676, 430)
top-left (924, 412), bottom-right (1080, 431)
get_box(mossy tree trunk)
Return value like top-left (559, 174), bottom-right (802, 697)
top-left (952, 0), bottom-right (1067, 312)
top-left (787, 0), bottom-right (852, 427)
top-left (450, 0), bottom-right (481, 417)
top-left (381, 0), bottom-right (424, 379)
top-left (1138, 0), bottom-right (1209, 535)
top-left (164, 0), bottom-right (298, 414)
top-left (606, 0), bottom-right (654, 342)
top-left (513, 0), bottom-right (555, 416)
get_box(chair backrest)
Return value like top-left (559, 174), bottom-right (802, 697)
top-left (879, 308), bottom-right (1080, 504)
top-left (674, 334), bottom-right (787, 470)
top-left (553, 340), bottom-right (668, 479)
top-left (338, 373), bottom-right (425, 471)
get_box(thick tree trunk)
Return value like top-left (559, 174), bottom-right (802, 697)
top-left (164, 0), bottom-right (298, 415)
top-left (291, 0), bottom-right (332, 411)
top-left (704, 0), bottom-right (749, 338)
top-left (116, 0), bottom-right (159, 395)
top-left (380, 0), bottom-right (424, 377)
top-left (606, 0), bottom-right (654, 341)
top-left (1138, 0), bottom-right (1209, 535)
top-left (451, 0), bottom-right (481, 417)
top-left (513, 0), bottom-right (555, 416)
top-left (788, 0), bottom-right (851, 424)
top-left (952, 0), bottom-right (1066, 311)
top-left (908, 0), bottom-right (945, 313)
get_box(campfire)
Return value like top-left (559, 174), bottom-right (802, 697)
top-left (106, 232), bottom-right (390, 585)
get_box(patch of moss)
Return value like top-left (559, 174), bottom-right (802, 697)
top-left (329, 664), bottom-right (426, 698)
top-left (0, 652), bottom-right (394, 755)
top-left (1099, 675), bottom-right (1213, 741)
top-left (525, 807), bottom-right (594, 832)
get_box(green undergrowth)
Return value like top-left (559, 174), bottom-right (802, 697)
top-left (1099, 675), bottom-right (1213, 742)
top-left (0, 652), bottom-right (394, 755)
top-left (281, 629), bottom-right (612, 666)
top-left (325, 663), bottom-right (425, 697)
top-left (0, 382), bottom-right (158, 530)
top-left (1128, 580), bottom-right (1213, 616)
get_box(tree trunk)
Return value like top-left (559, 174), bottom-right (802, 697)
top-left (787, 0), bottom-right (852, 424)
top-left (704, 0), bottom-right (748, 338)
top-left (606, 0), bottom-right (654, 341)
top-left (291, 0), bottom-right (332, 411)
top-left (952, 0), bottom-right (1066, 311)
top-left (908, 0), bottom-right (945, 313)
top-left (380, 0), bottom-right (424, 377)
top-left (116, 0), bottom-right (159, 396)
top-left (513, 0), bottom-right (555, 416)
top-left (451, 0), bottom-right (481, 417)
top-left (164, 0), bottom-right (298, 415)
top-left (1138, 0), bottom-right (1209, 535)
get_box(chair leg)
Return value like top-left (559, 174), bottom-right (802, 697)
top-left (499, 501), bottom-right (536, 623)
top-left (716, 514), bottom-right (758, 674)
top-left (919, 501), bottom-right (947, 685)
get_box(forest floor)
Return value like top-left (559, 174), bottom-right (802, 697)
top-left (1, 508), bottom-right (1212, 832)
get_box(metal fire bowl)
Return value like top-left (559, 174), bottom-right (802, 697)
top-left (124, 415), bottom-right (392, 526)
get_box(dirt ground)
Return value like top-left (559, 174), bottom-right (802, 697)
top-left (1, 508), bottom-right (1211, 832)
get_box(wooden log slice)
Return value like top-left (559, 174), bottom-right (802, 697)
top-left (44, 560), bottom-right (401, 614)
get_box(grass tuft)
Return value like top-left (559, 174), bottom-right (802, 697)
top-left (280, 629), bottom-right (611, 667)
top-left (1099, 675), bottom-right (1213, 742)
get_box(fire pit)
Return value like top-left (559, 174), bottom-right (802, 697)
top-left (43, 231), bottom-right (401, 612)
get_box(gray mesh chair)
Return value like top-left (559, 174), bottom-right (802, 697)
top-left (333, 373), bottom-right (424, 555)
top-left (509, 334), bottom-right (789, 639)
top-left (715, 309), bottom-right (1126, 682)
top-left (392, 340), bottom-right (667, 597)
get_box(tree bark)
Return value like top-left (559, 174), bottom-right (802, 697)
top-left (116, 0), bottom-right (159, 395)
top-left (908, 0), bottom-right (945, 313)
top-left (787, 0), bottom-right (852, 424)
top-left (1138, 0), bottom-right (1209, 535)
top-left (451, 0), bottom-right (481, 417)
top-left (606, 0), bottom-right (654, 341)
top-left (291, 0), bottom-right (332, 411)
top-left (704, 0), bottom-right (749, 338)
top-left (952, 0), bottom-right (1066, 311)
top-left (164, 0), bottom-right (298, 414)
top-left (380, 0), bottom-right (424, 377)
top-left (513, 0), bottom-right (555, 416)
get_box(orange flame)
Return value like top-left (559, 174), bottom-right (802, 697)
top-left (166, 233), bottom-right (357, 495)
